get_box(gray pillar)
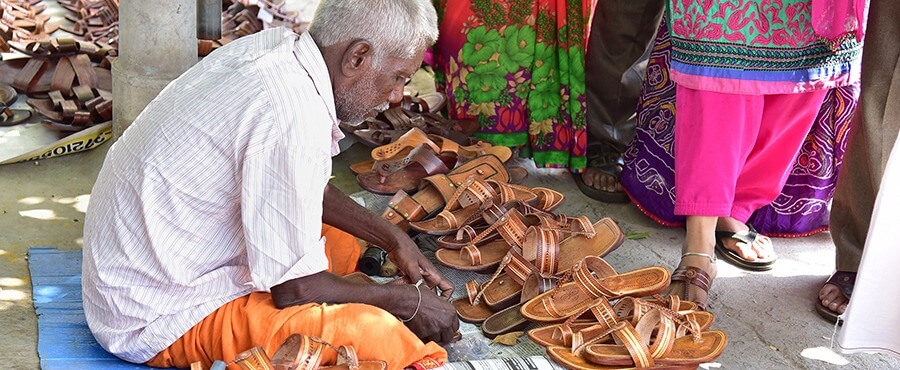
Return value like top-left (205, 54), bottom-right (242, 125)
top-left (112, 0), bottom-right (198, 139)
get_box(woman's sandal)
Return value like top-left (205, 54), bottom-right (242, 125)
top-left (714, 223), bottom-right (776, 271)
top-left (519, 255), bottom-right (671, 323)
top-left (529, 296), bottom-right (711, 348)
top-left (671, 252), bottom-right (716, 311)
top-left (3, 53), bottom-right (113, 98)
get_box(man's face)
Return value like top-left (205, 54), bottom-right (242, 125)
top-left (334, 50), bottom-right (425, 124)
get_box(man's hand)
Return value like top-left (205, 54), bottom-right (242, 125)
top-left (272, 272), bottom-right (459, 344)
top-left (396, 281), bottom-right (460, 344)
top-left (384, 234), bottom-right (454, 299)
top-left (321, 184), bottom-right (454, 299)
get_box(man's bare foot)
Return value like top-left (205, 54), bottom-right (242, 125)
top-left (715, 217), bottom-right (775, 262)
top-left (581, 166), bottom-right (624, 193)
top-left (665, 252), bottom-right (718, 310)
top-left (816, 272), bottom-right (855, 322)
top-left (818, 283), bottom-right (849, 315)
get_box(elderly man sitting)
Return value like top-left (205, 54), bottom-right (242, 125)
top-left (81, 0), bottom-right (458, 368)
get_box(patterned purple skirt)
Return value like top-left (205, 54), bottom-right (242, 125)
top-left (620, 21), bottom-right (859, 237)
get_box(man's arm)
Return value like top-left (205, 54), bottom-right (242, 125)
top-left (319, 183), bottom-right (454, 298)
top-left (270, 271), bottom-right (459, 344)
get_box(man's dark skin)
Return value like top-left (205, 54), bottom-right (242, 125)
top-left (270, 37), bottom-right (460, 345)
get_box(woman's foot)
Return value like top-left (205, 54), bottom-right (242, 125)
top-left (714, 218), bottom-right (777, 270)
top-left (665, 251), bottom-right (718, 310)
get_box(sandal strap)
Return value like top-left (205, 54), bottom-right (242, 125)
top-left (572, 255), bottom-right (619, 299)
top-left (270, 334), bottom-right (322, 370)
top-left (825, 271), bottom-right (856, 299)
top-left (465, 280), bottom-right (479, 305)
top-left (671, 266), bottom-right (712, 310)
top-left (12, 57), bottom-right (48, 93)
top-left (607, 322), bottom-right (656, 367)
top-left (371, 127), bottom-right (439, 160)
top-left (461, 244), bottom-right (482, 266)
top-left (382, 190), bottom-right (426, 225)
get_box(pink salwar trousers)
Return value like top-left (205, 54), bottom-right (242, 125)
top-left (673, 85), bottom-right (829, 222)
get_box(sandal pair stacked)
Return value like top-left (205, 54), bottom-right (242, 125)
top-left (421, 178), bottom-right (566, 272)
top-left (198, 0), bottom-right (307, 57)
top-left (450, 217), bottom-right (629, 338)
top-left (341, 94), bottom-right (478, 148)
top-left (192, 334), bottom-right (386, 370)
top-left (527, 294), bottom-right (727, 369)
top-left (515, 256), bottom-right (726, 369)
top-left (0, 0), bottom-right (57, 45)
top-left (4, 37), bottom-right (114, 131)
top-left (57, 0), bottom-right (118, 46)
top-left (352, 127), bottom-right (518, 195)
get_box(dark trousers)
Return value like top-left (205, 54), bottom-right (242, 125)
top-left (584, 0), bottom-right (665, 154)
top-left (831, 0), bottom-right (900, 271)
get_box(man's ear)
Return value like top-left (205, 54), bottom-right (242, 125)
top-left (340, 39), bottom-right (375, 78)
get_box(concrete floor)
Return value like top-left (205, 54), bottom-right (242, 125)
top-left (1, 140), bottom-right (899, 369)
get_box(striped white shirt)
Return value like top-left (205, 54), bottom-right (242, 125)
top-left (82, 29), bottom-right (344, 363)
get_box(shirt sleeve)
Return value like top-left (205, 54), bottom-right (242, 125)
top-left (240, 140), bottom-right (331, 292)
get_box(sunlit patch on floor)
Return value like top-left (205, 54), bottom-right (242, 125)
top-left (18, 196), bottom-right (45, 205)
top-left (801, 346), bottom-right (850, 365)
top-left (0, 288), bottom-right (27, 301)
top-left (18, 209), bottom-right (62, 220)
top-left (0, 277), bottom-right (25, 287)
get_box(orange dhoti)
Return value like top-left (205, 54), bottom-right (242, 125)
top-left (146, 225), bottom-right (447, 370)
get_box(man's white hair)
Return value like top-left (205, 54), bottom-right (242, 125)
top-left (308, 0), bottom-right (438, 62)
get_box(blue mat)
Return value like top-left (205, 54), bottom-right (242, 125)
top-left (29, 247), bottom-right (174, 370)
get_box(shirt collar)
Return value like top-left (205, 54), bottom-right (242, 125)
top-left (293, 32), bottom-right (345, 156)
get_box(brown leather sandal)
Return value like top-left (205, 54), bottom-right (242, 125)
top-left (380, 154), bottom-right (514, 230)
top-left (670, 266), bottom-right (713, 311)
top-left (409, 178), bottom-right (538, 235)
top-left (529, 296), bottom-right (710, 348)
top-left (475, 218), bottom-right (625, 312)
top-left (27, 87), bottom-right (112, 131)
top-left (355, 145), bottom-right (456, 195)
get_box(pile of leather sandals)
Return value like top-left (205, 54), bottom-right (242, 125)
top-left (525, 283), bottom-right (728, 369)
top-left (199, 0), bottom-right (307, 57)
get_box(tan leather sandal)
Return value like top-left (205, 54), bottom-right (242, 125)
top-left (529, 296), bottom-right (711, 348)
top-left (519, 256), bottom-right (670, 323)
